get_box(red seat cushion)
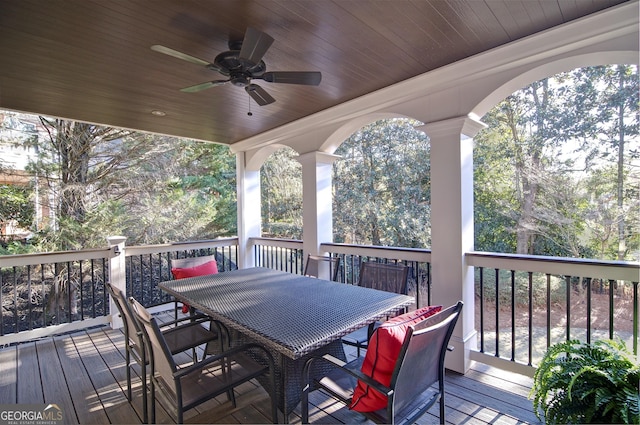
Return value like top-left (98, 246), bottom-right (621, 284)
top-left (349, 305), bottom-right (442, 412)
top-left (171, 260), bottom-right (218, 279)
top-left (171, 261), bottom-right (218, 312)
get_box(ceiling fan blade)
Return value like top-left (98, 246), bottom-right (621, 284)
top-left (239, 28), bottom-right (274, 65)
top-left (261, 71), bottom-right (322, 86)
top-left (180, 80), bottom-right (228, 93)
top-left (245, 84), bottom-right (275, 106)
top-left (151, 45), bottom-right (216, 68)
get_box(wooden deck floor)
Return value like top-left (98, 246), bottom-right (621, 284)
top-left (0, 316), bottom-right (542, 424)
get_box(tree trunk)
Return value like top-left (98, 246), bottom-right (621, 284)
top-left (615, 66), bottom-right (626, 260)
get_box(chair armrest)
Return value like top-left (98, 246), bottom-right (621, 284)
top-left (173, 342), bottom-right (274, 379)
top-left (158, 313), bottom-right (210, 328)
top-left (310, 354), bottom-right (393, 398)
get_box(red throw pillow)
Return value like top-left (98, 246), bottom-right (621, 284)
top-left (171, 260), bottom-right (218, 279)
top-left (171, 261), bottom-right (218, 313)
top-left (349, 305), bottom-right (442, 412)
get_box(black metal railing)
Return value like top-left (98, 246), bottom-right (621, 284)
top-left (324, 245), bottom-right (433, 309)
top-left (468, 252), bottom-right (639, 365)
top-left (2, 237), bottom-right (637, 369)
top-left (250, 238), bottom-right (432, 309)
top-left (125, 239), bottom-right (239, 308)
top-left (252, 238), bottom-right (305, 274)
top-left (0, 239), bottom-right (239, 344)
top-left (0, 249), bottom-right (111, 337)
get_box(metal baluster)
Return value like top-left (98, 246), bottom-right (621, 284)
top-left (546, 273), bottom-right (551, 348)
top-left (27, 265), bottom-right (33, 330)
top-left (633, 281), bottom-right (638, 355)
top-left (565, 275), bottom-right (571, 341)
top-left (67, 261), bottom-right (72, 323)
top-left (495, 268), bottom-right (499, 358)
top-left (527, 271), bottom-right (533, 366)
top-left (79, 260), bottom-right (84, 321)
top-left (586, 277), bottom-right (592, 345)
top-left (608, 279), bottom-right (615, 339)
top-left (479, 267), bottom-right (485, 353)
top-left (13, 267), bottom-right (18, 331)
top-left (510, 270), bottom-right (515, 362)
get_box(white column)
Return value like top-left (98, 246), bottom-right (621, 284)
top-left (417, 115), bottom-right (486, 373)
top-left (296, 152), bottom-right (341, 265)
top-left (236, 152), bottom-right (262, 269)
top-left (106, 235), bottom-right (127, 329)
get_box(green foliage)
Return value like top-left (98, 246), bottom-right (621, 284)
top-left (120, 140), bottom-right (237, 244)
top-left (475, 268), bottom-right (568, 306)
top-left (530, 339), bottom-right (640, 424)
top-left (333, 118), bottom-right (431, 248)
top-left (0, 240), bottom-right (36, 255)
top-left (0, 184), bottom-right (34, 229)
top-left (475, 64), bottom-right (639, 260)
top-left (1, 65), bottom-right (637, 260)
top-left (1, 113), bottom-right (238, 250)
top-left (261, 147), bottom-right (302, 238)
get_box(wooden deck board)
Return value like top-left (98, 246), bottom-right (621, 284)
top-left (0, 345), bottom-right (17, 404)
top-left (98, 326), bottom-right (176, 424)
top-left (36, 338), bottom-right (79, 424)
top-left (17, 342), bottom-right (44, 404)
top-left (0, 319), bottom-right (542, 424)
top-left (53, 333), bottom-right (111, 424)
top-left (69, 331), bottom-right (141, 425)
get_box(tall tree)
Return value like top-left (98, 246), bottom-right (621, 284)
top-left (261, 147), bottom-right (303, 238)
top-left (33, 119), bottom-right (151, 248)
top-left (333, 118), bottom-right (431, 248)
top-left (24, 118), bottom-right (237, 249)
top-left (572, 65), bottom-right (639, 260)
top-left (121, 138), bottom-right (237, 244)
top-left (475, 65), bottom-right (639, 259)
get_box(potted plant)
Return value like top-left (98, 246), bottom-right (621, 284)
top-left (530, 339), bottom-right (639, 424)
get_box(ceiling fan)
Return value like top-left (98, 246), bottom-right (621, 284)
top-left (151, 27), bottom-right (322, 106)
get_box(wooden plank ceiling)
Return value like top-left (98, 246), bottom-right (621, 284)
top-left (0, 0), bottom-right (629, 146)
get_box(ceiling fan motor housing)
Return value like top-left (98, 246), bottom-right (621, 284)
top-left (214, 50), bottom-right (266, 82)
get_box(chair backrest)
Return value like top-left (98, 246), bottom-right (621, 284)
top-left (171, 254), bottom-right (216, 269)
top-left (105, 283), bottom-right (144, 357)
top-left (390, 301), bottom-right (463, 418)
top-left (303, 254), bottom-right (340, 281)
top-left (358, 262), bottom-right (409, 295)
top-left (129, 297), bottom-right (179, 394)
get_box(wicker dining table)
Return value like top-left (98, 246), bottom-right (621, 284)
top-left (158, 267), bottom-right (414, 420)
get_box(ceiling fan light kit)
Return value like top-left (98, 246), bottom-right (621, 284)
top-left (151, 27), bottom-right (321, 106)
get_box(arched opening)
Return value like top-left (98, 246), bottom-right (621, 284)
top-left (260, 146), bottom-right (303, 239)
top-left (333, 117), bottom-right (430, 248)
top-left (472, 63), bottom-right (638, 363)
top-left (474, 63), bottom-right (638, 260)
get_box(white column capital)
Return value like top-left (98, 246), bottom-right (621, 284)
top-left (296, 151), bottom-right (341, 166)
top-left (416, 114), bottom-right (487, 139)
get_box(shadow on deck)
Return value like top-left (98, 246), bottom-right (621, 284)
top-left (0, 314), bottom-right (541, 424)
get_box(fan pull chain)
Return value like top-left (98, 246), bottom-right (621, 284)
top-left (247, 94), bottom-right (253, 116)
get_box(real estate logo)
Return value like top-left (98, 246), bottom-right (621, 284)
top-left (0, 404), bottom-right (63, 425)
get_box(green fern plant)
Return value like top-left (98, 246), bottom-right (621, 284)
top-left (530, 339), bottom-right (640, 424)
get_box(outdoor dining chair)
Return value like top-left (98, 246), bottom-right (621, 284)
top-left (171, 254), bottom-right (219, 314)
top-left (303, 254), bottom-right (341, 281)
top-left (105, 283), bottom-right (222, 423)
top-left (129, 296), bottom-right (278, 424)
top-left (302, 301), bottom-right (463, 425)
top-left (342, 262), bottom-right (409, 356)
